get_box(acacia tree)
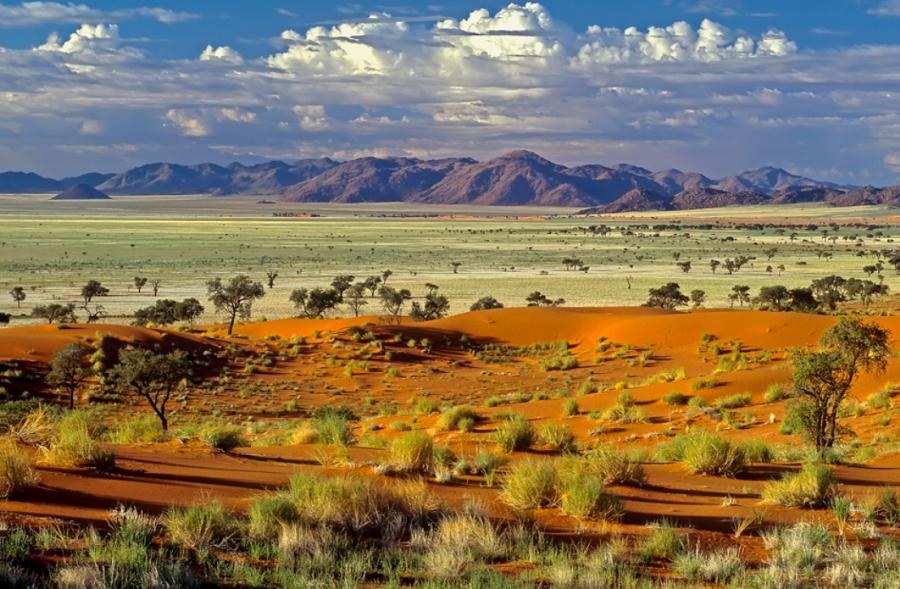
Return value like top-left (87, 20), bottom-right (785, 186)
top-left (755, 285), bottom-right (791, 311)
top-left (290, 287), bottom-right (341, 319)
top-left (9, 286), bottom-right (26, 308)
top-left (151, 279), bottom-right (162, 297)
top-left (108, 347), bottom-right (191, 431)
top-left (266, 270), bottom-right (279, 289)
top-left (362, 276), bottom-right (382, 297)
top-left (330, 275), bottom-right (355, 301)
top-left (344, 284), bottom-right (368, 317)
top-left (644, 283), bottom-right (688, 309)
top-left (47, 343), bottom-right (92, 410)
top-left (81, 280), bottom-right (109, 304)
top-left (526, 291), bottom-right (565, 307)
top-left (207, 275), bottom-right (265, 335)
top-left (379, 286), bottom-right (411, 324)
top-left (133, 277), bottom-right (148, 294)
top-left (470, 296), bottom-right (504, 311)
top-left (790, 318), bottom-right (890, 455)
top-left (32, 303), bottom-right (77, 324)
top-left (410, 290), bottom-right (450, 321)
top-left (133, 298), bottom-right (204, 326)
top-left (689, 289), bottom-right (706, 308)
top-left (728, 285), bottom-right (751, 307)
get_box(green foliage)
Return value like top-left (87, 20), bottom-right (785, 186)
top-left (493, 414), bottom-right (536, 453)
top-left (762, 462), bottom-right (836, 508)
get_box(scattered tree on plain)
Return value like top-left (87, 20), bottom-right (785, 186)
top-left (525, 291), bottom-right (565, 307)
top-left (133, 298), bottom-right (204, 326)
top-left (290, 287), bottom-right (341, 319)
top-left (789, 318), bottom-right (889, 455)
top-left (133, 277), bottom-right (148, 294)
top-left (266, 271), bottom-right (279, 289)
top-left (689, 289), bottom-right (706, 308)
top-left (108, 347), bottom-right (191, 431)
top-left (644, 283), bottom-right (688, 309)
top-left (379, 286), bottom-right (411, 324)
top-left (207, 275), bottom-right (265, 335)
top-left (344, 284), bottom-right (368, 317)
top-left (47, 343), bottom-right (92, 410)
top-left (470, 296), bottom-right (504, 311)
top-left (151, 279), bottom-right (161, 297)
top-left (410, 289), bottom-right (450, 321)
top-left (9, 286), bottom-right (26, 308)
top-left (330, 275), bottom-right (355, 301)
top-left (81, 280), bottom-right (109, 305)
top-left (32, 303), bottom-right (77, 324)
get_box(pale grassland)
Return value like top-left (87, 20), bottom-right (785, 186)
top-left (1, 196), bottom-right (898, 326)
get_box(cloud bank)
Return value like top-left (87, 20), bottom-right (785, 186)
top-left (0, 2), bottom-right (897, 185)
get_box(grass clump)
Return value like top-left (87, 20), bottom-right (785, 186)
top-left (247, 492), bottom-right (299, 538)
top-left (639, 520), bottom-right (685, 562)
top-left (423, 514), bottom-right (505, 577)
top-left (558, 467), bottom-right (622, 521)
top-left (201, 425), bottom-right (247, 452)
top-left (437, 405), bottom-right (479, 432)
top-left (0, 441), bottom-right (37, 499)
top-left (691, 378), bottom-right (720, 391)
top-left (562, 398), bottom-right (579, 417)
top-left (493, 414), bottom-right (536, 453)
top-left (762, 462), bottom-right (836, 508)
top-left (163, 500), bottom-right (237, 551)
top-left (389, 431), bottom-right (434, 472)
top-left (582, 444), bottom-right (647, 486)
top-left (739, 439), bottom-right (774, 463)
top-left (501, 459), bottom-right (558, 510)
top-left (538, 423), bottom-right (577, 453)
top-left (714, 392), bottom-right (752, 409)
top-left (764, 383), bottom-right (789, 403)
top-left (40, 411), bottom-right (115, 470)
top-left (674, 548), bottom-right (744, 584)
top-left (662, 391), bottom-right (690, 406)
top-left (314, 411), bottom-right (355, 446)
top-left (679, 431), bottom-right (746, 477)
top-left (110, 416), bottom-right (168, 444)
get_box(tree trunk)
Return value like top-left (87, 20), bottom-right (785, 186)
top-left (227, 311), bottom-right (237, 335)
top-left (69, 388), bottom-right (75, 410)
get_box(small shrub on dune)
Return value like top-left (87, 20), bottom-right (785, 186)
top-left (437, 405), bottom-right (479, 432)
top-left (424, 514), bottom-right (505, 577)
top-left (639, 520), bottom-right (685, 562)
top-left (202, 425), bottom-right (247, 452)
top-left (493, 414), bottom-right (536, 453)
top-left (663, 392), bottom-right (690, 406)
top-left (163, 500), bottom-right (237, 551)
top-left (739, 439), bottom-right (774, 463)
top-left (110, 416), bottom-right (168, 444)
top-left (680, 431), bottom-right (746, 477)
top-left (501, 459), bottom-right (558, 510)
top-left (764, 383), bottom-right (789, 403)
top-left (389, 431), bottom-right (434, 472)
top-left (248, 492), bottom-right (299, 538)
top-left (557, 462), bottom-right (622, 521)
top-left (715, 392), bottom-right (752, 410)
top-left (0, 441), bottom-right (37, 499)
top-left (314, 413), bottom-right (354, 446)
top-left (41, 411), bottom-right (115, 470)
top-left (473, 450), bottom-right (506, 486)
top-left (674, 547), bottom-right (744, 583)
top-left (762, 462), bottom-right (836, 508)
top-left (289, 421), bottom-right (318, 444)
top-left (562, 398), bottom-right (579, 417)
top-left (538, 423), bottom-right (577, 453)
top-left (583, 444), bottom-right (647, 486)
top-left (11, 405), bottom-right (58, 447)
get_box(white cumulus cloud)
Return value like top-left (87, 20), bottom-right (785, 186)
top-left (199, 45), bottom-right (243, 64)
top-left (165, 109), bottom-right (208, 137)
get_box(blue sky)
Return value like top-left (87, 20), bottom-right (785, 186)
top-left (1, 1), bottom-right (899, 183)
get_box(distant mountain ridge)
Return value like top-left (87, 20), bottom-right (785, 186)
top-left (3, 151), bottom-right (897, 210)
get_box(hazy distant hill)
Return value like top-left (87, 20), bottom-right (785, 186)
top-left (51, 183), bottom-right (110, 200)
top-left (3, 151), bottom-right (898, 211)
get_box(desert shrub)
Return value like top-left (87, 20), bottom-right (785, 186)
top-left (423, 514), bottom-right (505, 577)
top-left (604, 402), bottom-right (647, 424)
top-left (41, 411), bottom-right (115, 469)
top-left (10, 405), bottom-right (58, 446)
top-left (314, 412), bottom-right (354, 446)
top-left (0, 441), bottom-right (37, 499)
top-left (762, 462), bottom-right (836, 508)
top-left (414, 399), bottom-right (439, 415)
top-left (501, 459), bottom-right (558, 510)
top-left (163, 501), bottom-right (237, 551)
top-left (867, 391), bottom-right (892, 410)
top-left (739, 439), bottom-right (774, 463)
top-left (473, 451), bottom-right (506, 486)
top-left (764, 383), bottom-right (789, 403)
top-left (639, 520), bottom-right (685, 562)
top-left (715, 392), bottom-right (752, 409)
top-left (562, 398), bottom-right (579, 417)
top-left (663, 392), bottom-right (689, 406)
top-left (248, 492), bottom-right (299, 538)
top-left (201, 425), bottom-right (247, 452)
top-left (583, 444), bottom-right (646, 486)
top-left (389, 431), bottom-right (434, 472)
top-left (558, 468), bottom-right (622, 521)
top-left (110, 416), bottom-right (168, 444)
top-left (674, 548), bottom-right (744, 583)
top-left (691, 378), bottom-right (720, 391)
top-left (538, 423), bottom-right (577, 453)
top-left (437, 405), bottom-right (479, 432)
top-left (540, 353), bottom-right (578, 371)
top-left (680, 431), bottom-right (746, 476)
top-left (493, 415), bottom-right (536, 453)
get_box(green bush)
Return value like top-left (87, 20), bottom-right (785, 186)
top-left (437, 405), bottom-right (479, 432)
top-left (314, 413), bottom-right (355, 446)
top-left (714, 392), bottom-right (751, 409)
top-left (110, 416), bottom-right (168, 444)
top-left (762, 462), bottom-right (836, 508)
top-left (764, 383), bottom-right (789, 403)
top-left (739, 439), bottom-right (774, 463)
top-left (558, 469), bottom-right (622, 521)
top-left (247, 492), bottom-right (299, 538)
top-left (562, 399), bottom-right (579, 417)
top-left (0, 441), bottom-right (37, 499)
top-left (493, 415), bottom-right (536, 453)
top-left (680, 431), bottom-right (746, 477)
top-left (538, 423), bottom-right (577, 453)
top-left (202, 425), bottom-right (247, 452)
top-left (582, 444), bottom-right (646, 486)
top-left (41, 411), bottom-right (115, 469)
top-left (163, 501), bottom-right (237, 551)
top-left (662, 392), bottom-right (690, 406)
top-left (639, 520), bottom-right (684, 562)
top-left (501, 459), bottom-right (557, 510)
top-left (389, 431), bottom-right (434, 472)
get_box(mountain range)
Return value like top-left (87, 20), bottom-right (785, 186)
top-left (3, 150), bottom-right (898, 211)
